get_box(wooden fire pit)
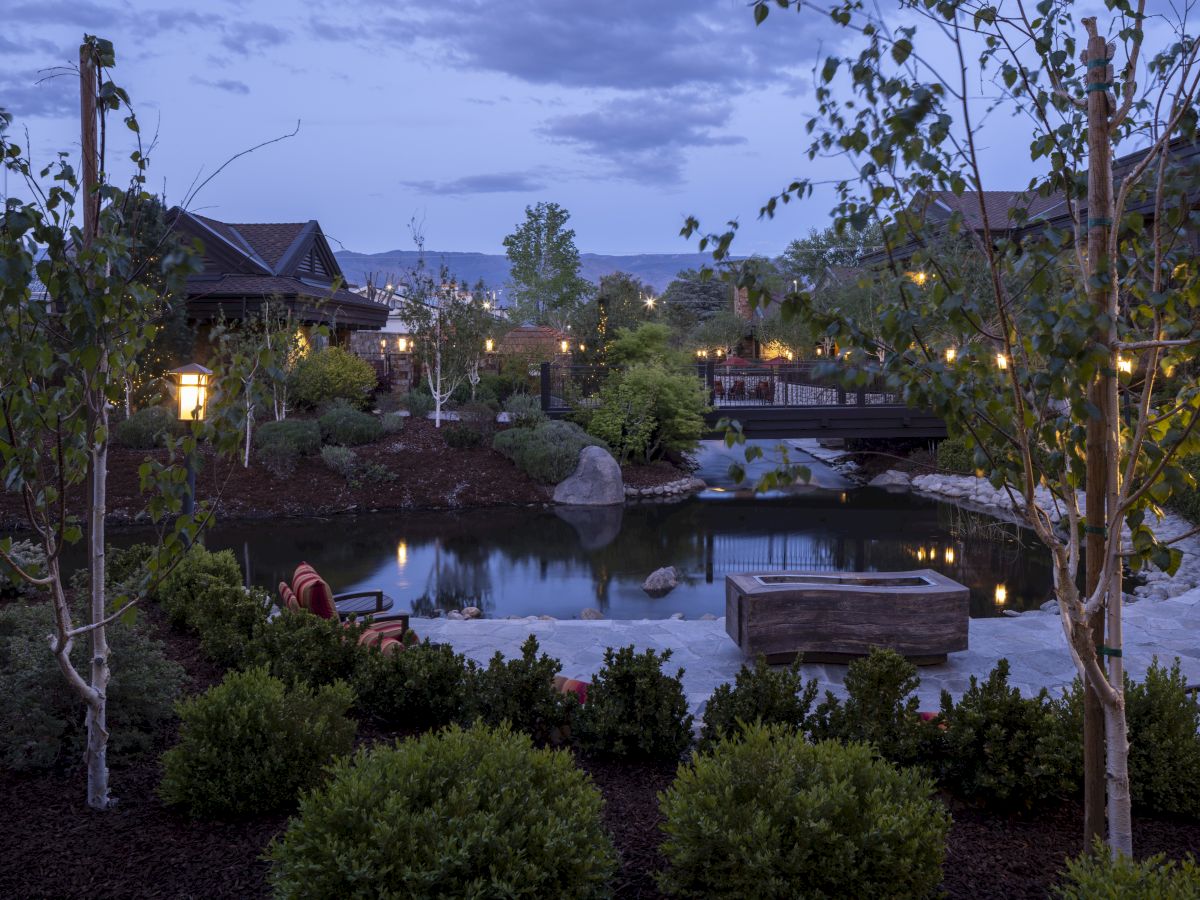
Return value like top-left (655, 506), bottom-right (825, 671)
top-left (725, 569), bottom-right (969, 665)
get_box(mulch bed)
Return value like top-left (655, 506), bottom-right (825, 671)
top-left (0, 418), bottom-right (552, 531)
top-left (621, 461), bottom-right (687, 490)
top-left (5, 604), bottom-right (1199, 899)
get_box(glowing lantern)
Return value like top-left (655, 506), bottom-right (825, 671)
top-left (1117, 356), bottom-right (1133, 375)
top-left (485, 338), bottom-right (495, 353)
top-left (996, 352), bottom-right (1009, 371)
top-left (995, 584), bottom-right (1008, 605)
top-left (560, 340), bottom-right (570, 354)
top-left (944, 347), bottom-right (956, 364)
top-left (398, 337), bottom-right (409, 352)
top-left (171, 364), bottom-right (211, 422)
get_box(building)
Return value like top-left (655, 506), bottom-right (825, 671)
top-left (169, 209), bottom-right (389, 342)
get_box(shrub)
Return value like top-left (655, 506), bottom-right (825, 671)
top-left (0, 600), bottom-right (184, 771)
top-left (403, 388), bottom-right (434, 418)
top-left (474, 635), bottom-right (576, 744)
top-left (249, 609), bottom-right (368, 690)
top-left (460, 401), bottom-right (497, 441)
top-left (290, 347), bottom-right (376, 410)
top-left (153, 544), bottom-right (245, 629)
top-left (575, 645), bottom-right (693, 759)
top-left (481, 372), bottom-right (525, 404)
top-left (700, 656), bottom-right (818, 751)
top-left (1057, 657), bottom-right (1200, 817)
top-left (658, 725), bottom-right (951, 899)
top-left (380, 411), bottom-right (405, 434)
top-left (113, 405), bottom-right (175, 449)
top-left (443, 423), bottom-right (484, 449)
top-left (318, 402), bottom-right (383, 446)
top-left (320, 445), bottom-right (359, 480)
top-left (159, 666), bottom-right (355, 818)
top-left (195, 584), bottom-right (272, 669)
top-left (353, 639), bottom-right (476, 730)
top-left (493, 419), bottom-right (606, 484)
top-left (0, 538), bottom-right (47, 599)
top-left (1055, 843), bottom-right (1200, 899)
top-left (268, 724), bottom-right (617, 899)
top-left (253, 419), bottom-right (321, 479)
top-left (936, 435), bottom-right (976, 473)
top-left (938, 658), bottom-right (1073, 810)
top-left (503, 392), bottom-right (547, 428)
top-left (810, 647), bottom-right (938, 768)
top-left (589, 362), bottom-right (708, 464)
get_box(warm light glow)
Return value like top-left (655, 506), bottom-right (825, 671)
top-left (944, 347), bottom-right (957, 364)
top-left (786, 350), bottom-right (795, 361)
top-left (396, 541), bottom-right (408, 569)
top-left (839, 491), bottom-right (848, 503)
top-left (996, 352), bottom-right (1009, 371)
top-left (485, 338), bottom-right (495, 353)
top-left (398, 337), bottom-right (409, 352)
top-left (1173, 263), bottom-right (1186, 278)
top-left (944, 547), bottom-right (956, 565)
top-left (385, 283), bottom-right (394, 291)
top-left (995, 584), bottom-right (1008, 605)
top-left (815, 346), bottom-right (824, 357)
top-left (917, 547), bottom-right (926, 562)
top-left (1117, 356), bottom-right (1133, 375)
top-left (560, 340), bottom-right (570, 353)
top-left (172, 364), bottom-right (211, 422)
top-left (578, 342), bottom-right (586, 352)
top-left (483, 301), bottom-right (491, 310)
top-left (643, 293), bottom-right (656, 309)
top-left (380, 338), bottom-right (387, 349)
top-left (908, 271), bottom-right (928, 286)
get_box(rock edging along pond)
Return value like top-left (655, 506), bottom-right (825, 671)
top-left (874, 468), bottom-right (1200, 607)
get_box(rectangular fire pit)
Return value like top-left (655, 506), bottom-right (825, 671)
top-left (725, 569), bottom-right (969, 665)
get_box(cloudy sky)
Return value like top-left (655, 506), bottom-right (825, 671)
top-left (0, 0), bottom-right (1178, 256)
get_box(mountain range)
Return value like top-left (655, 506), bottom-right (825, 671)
top-left (333, 250), bottom-right (725, 295)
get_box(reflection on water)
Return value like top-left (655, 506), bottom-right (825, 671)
top-left (178, 489), bottom-right (1053, 620)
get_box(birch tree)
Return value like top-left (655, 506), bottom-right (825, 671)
top-left (0, 37), bottom-right (202, 808)
top-left (689, 0), bottom-right (1200, 855)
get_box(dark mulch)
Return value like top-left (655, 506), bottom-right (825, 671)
top-left (621, 461), bottom-right (687, 490)
top-left (0, 417), bottom-right (551, 531)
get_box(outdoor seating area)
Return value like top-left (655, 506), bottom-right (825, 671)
top-left (280, 562), bottom-right (413, 655)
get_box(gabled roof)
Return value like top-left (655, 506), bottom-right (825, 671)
top-left (924, 190), bottom-right (1067, 230)
top-left (169, 209), bottom-right (387, 329)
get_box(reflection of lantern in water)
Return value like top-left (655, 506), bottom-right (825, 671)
top-left (944, 547), bottom-right (955, 565)
top-left (994, 584), bottom-right (1008, 605)
top-left (917, 547), bottom-right (926, 562)
top-left (396, 541), bottom-right (408, 569)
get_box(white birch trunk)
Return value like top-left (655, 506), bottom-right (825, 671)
top-left (86, 396), bottom-right (112, 809)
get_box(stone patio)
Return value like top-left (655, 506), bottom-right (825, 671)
top-left (416, 583), bottom-right (1200, 718)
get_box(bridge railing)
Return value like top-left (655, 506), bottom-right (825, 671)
top-left (538, 360), bottom-right (902, 413)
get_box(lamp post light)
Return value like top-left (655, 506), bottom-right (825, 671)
top-left (485, 338), bottom-right (495, 353)
top-left (170, 363), bottom-right (211, 520)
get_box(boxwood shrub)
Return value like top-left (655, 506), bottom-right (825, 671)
top-left (353, 638), bottom-right (476, 730)
top-left (152, 544), bottom-right (244, 629)
top-left (318, 403), bottom-right (383, 446)
top-left (159, 666), bottom-right (355, 819)
top-left (268, 724), bottom-right (618, 899)
top-left (1055, 842), bottom-right (1200, 899)
top-left (658, 725), bottom-right (951, 899)
top-left (574, 645), bottom-right (693, 759)
top-left (474, 635), bottom-right (576, 745)
top-left (699, 655), bottom-right (817, 751)
top-left (493, 419), bottom-right (606, 484)
top-left (403, 388), bottom-right (434, 418)
top-left (254, 418), bottom-right (321, 478)
top-left (113, 405), bottom-right (175, 450)
top-left (249, 609), bottom-right (368, 690)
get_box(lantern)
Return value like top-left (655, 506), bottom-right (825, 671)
top-left (398, 337), bottom-right (409, 352)
top-left (996, 352), bottom-right (1008, 371)
top-left (944, 347), bottom-right (956, 364)
top-left (560, 339), bottom-right (570, 354)
top-left (171, 364), bottom-right (211, 422)
top-left (485, 338), bottom-right (495, 353)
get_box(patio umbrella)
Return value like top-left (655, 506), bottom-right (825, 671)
top-left (723, 355), bottom-right (751, 367)
top-left (761, 356), bottom-right (790, 366)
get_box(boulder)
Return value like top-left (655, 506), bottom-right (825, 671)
top-left (868, 470), bottom-right (911, 489)
top-left (553, 446), bottom-right (625, 506)
top-left (579, 607), bottom-right (604, 620)
top-left (700, 613), bottom-right (718, 621)
top-left (446, 610), bottom-right (465, 620)
top-left (642, 566), bottom-right (679, 597)
top-left (462, 606), bottom-right (482, 619)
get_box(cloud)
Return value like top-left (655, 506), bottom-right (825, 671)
top-left (538, 92), bottom-right (744, 185)
top-left (0, 69), bottom-right (76, 120)
top-left (193, 77), bottom-right (251, 95)
top-left (344, 0), bottom-right (824, 93)
top-left (0, 35), bottom-right (59, 56)
top-left (402, 171), bottom-right (548, 195)
top-left (4, 1), bottom-right (121, 26)
top-left (220, 21), bottom-right (290, 55)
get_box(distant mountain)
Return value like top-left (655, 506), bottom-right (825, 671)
top-left (333, 249), bottom-right (725, 295)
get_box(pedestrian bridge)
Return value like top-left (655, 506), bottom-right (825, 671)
top-left (538, 362), bottom-right (946, 441)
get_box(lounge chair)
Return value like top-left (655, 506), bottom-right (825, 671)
top-left (280, 562), bottom-right (414, 655)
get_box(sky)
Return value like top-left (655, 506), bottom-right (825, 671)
top-left (0, 0), bottom-right (1183, 257)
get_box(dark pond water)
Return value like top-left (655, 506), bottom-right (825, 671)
top-left (184, 487), bottom-right (1053, 620)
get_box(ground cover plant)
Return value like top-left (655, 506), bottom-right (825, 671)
top-left (575, 645), bottom-right (693, 759)
top-left (658, 724), bottom-right (951, 899)
top-left (268, 724), bottom-right (617, 899)
top-left (159, 666), bottom-right (355, 819)
top-left (1055, 843), bottom-right (1200, 899)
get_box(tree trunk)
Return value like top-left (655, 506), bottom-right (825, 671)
top-left (86, 398), bottom-right (112, 809)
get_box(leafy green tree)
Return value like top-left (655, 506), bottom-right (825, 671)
top-left (688, 0), bottom-right (1200, 854)
top-left (776, 224), bottom-right (881, 290)
top-left (0, 38), bottom-right (206, 808)
top-left (569, 271), bottom-right (657, 362)
top-left (660, 269), bottom-right (731, 337)
top-left (689, 309), bottom-right (750, 357)
top-left (502, 201), bottom-right (591, 328)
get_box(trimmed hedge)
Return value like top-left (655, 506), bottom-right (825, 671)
top-left (658, 725), bottom-right (951, 899)
top-left (268, 724), bottom-right (618, 899)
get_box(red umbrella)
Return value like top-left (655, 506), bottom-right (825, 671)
top-left (761, 356), bottom-right (790, 366)
top-left (723, 355), bottom-right (751, 367)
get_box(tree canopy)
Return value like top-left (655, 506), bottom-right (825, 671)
top-left (502, 201), bottom-right (591, 328)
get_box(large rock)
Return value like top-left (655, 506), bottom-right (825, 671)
top-left (869, 470), bottom-right (911, 489)
top-left (642, 566), bottom-right (679, 597)
top-left (579, 607), bottom-right (604, 620)
top-left (553, 446), bottom-right (624, 506)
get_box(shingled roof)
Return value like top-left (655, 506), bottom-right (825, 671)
top-left (170, 209), bottom-right (388, 329)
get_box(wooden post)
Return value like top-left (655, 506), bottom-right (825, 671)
top-left (1082, 26), bottom-right (1115, 849)
top-left (80, 46), bottom-right (99, 246)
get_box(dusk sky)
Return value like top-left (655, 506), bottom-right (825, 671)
top-left (0, 1), bottom-right (1177, 257)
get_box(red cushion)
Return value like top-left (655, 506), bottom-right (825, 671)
top-left (292, 563), bottom-right (335, 620)
top-left (357, 620), bottom-right (416, 656)
top-left (553, 676), bottom-right (589, 705)
top-left (278, 582), bottom-right (300, 612)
